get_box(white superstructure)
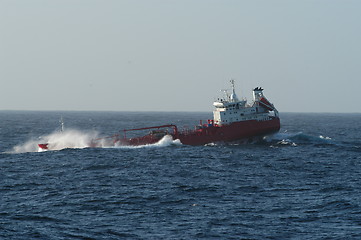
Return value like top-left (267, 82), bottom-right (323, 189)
top-left (213, 80), bottom-right (279, 126)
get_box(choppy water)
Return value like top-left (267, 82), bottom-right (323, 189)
top-left (1, 111), bottom-right (361, 239)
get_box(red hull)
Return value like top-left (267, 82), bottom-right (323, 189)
top-left (38, 143), bottom-right (49, 150)
top-left (117, 117), bottom-right (280, 146)
top-left (118, 134), bottom-right (164, 146)
top-left (42, 118), bottom-right (280, 149)
top-left (175, 117), bottom-right (280, 145)
top-left (116, 124), bottom-right (177, 146)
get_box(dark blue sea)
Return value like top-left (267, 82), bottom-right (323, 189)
top-left (1, 111), bottom-right (361, 239)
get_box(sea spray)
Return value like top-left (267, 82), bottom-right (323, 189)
top-left (113, 135), bottom-right (182, 149)
top-left (12, 131), bottom-right (181, 153)
top-left (12, 139), bottom-right (42, 153)
top-left (152, 135), bottom-right (182, 147)
top-left (44, 129), bottom-right (99, 150)
top-left (12, 129), bottom-right (100, 153)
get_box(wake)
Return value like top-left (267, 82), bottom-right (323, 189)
top-left (263, 131), bottom-right (334, 147)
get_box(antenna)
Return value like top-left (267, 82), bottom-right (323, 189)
top-left (221, 89), bottom-right (230, 101)
top-left (230, 79), bottom-right (235, 89)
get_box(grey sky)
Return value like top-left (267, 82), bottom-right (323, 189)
top-left (1, 0), bottom-right (360, 112)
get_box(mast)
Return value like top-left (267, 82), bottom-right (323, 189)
top-left (60, 116), bottom-right (64, 132)
top-left (229, 79), bottom-right (239, 102)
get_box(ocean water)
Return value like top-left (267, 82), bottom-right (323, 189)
top-left (1, 111), bottom-right (361, 239)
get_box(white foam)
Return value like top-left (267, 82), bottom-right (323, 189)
top-left (319, 135), bottom-right (332, 140)
top-left (264, 131), bottom-right (334, 147)
top-left (114, 135), bottom-right (182, 149)
top-left (277, 139), bottom-right (298, 146)
top-left (263, 132), bottom-right (299, 147)
top-left (12, 129), bottom-right (99, 153)
top-left (263, 131), bottom-right (302, 142)
top-left (12, 130), bottom-right (182, 153)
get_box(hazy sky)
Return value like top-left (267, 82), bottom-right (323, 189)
top-left (1, 0), bottom-right (360, 113)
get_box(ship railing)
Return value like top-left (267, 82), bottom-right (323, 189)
top-left (179, 127), bottom-right (194, 135)
top-left (91, 124), bottom-right (178, 146)
top-left (178, 119), bottom-right (218, 135)
top-left (122, 124), bottom-right (178, 139)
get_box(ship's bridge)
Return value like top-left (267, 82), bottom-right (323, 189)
top-left (213, 79), bottom-right (246, 109)
top-left (213, 99), bottom-right (247, 109)
top-left (212, 81), bottom-right (277, 126)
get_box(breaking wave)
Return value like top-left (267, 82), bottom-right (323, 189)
top-left (114, 135), bottom-right (182, 149)
top-left (11, 130), bottom-right (181, 153)
top-left (12, 129), bottom-right (99, 153)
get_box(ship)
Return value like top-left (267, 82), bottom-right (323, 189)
top-left (38, 80), bottom-right (280, 150)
